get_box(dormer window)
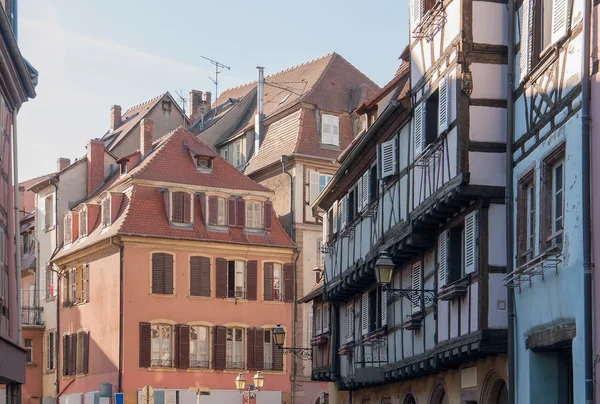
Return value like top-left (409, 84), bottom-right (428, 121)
top-left (79, 206), bottom-right (88, 237)
top-left (195, 156), bottom-right (214, 173)
top-left (120, 162), bottom-right (127, 176)
top-left (171, 191), bottom-right (192, 224)
top-left (64, 214), bottom-right (73, 244)
top-left (101, 197), bottom-right (111, 228)
top-left (246, 201), bottom-right (262, 229)
top-left (321, 114), bottom-right (340, 147)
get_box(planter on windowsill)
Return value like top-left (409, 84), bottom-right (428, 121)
top-left (402, 312), bottom-right (424, 330)
top-left (438, 280), bottom-right (469, 301)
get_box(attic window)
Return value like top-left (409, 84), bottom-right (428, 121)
top-left (79, 206), bottom-right (88, 237)
top-left (279, 94), bottom-right (291, 105)
top-left (171, 191), bottom-right (192, 224)
top-left (120, 162), bottom-right (127, 176)
top-left (162, 100), bottom-right (172, 112)
top-left (101, 197), bottom-right (111, 228)
top-left (195, 156), bottom-right (213, 173)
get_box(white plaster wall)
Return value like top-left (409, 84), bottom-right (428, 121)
top-left (514, 94), bottom-right (527, 142)
top-left (469, 152), bottom-right (506, 186)
top-left (473, 3), bottom-right (508, 45)
top-left (460, 291), bottom-right (471, 335)
top-left (488, 273), bottom-right (508, 328)
top-left (488, 204), bottom-right (507, 267)
top-left (470, 64), bottom-right (508, 99)
top-left (470, 282), bottom-right (479, 332)
top-left (399, 124), bottom-right (410, 172)
top-left (469, 106), bottom-right (507, 142)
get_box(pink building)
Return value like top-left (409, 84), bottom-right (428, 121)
top-left (51, 124), bottom-right (296, 404)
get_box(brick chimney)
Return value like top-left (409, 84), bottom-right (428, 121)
top-left (189, 90), bottom-right (203, 122)
top-left (140, 118), bottom-right (154, 156)
top-left (87, 139), bottom-right (105, 196)
top-left (110, 105), bottom-right (122, 130)
top-left (57, 158), bottom-right (71, 172)
top-left (204, 92), bottom-right (212, 107)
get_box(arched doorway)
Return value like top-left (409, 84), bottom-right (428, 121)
top-left (480, 371), bottom-right (508, 404)
top-left (429, 384), bottom-right (448, 404)
top-left (495, 383), bottom-right (508, 404)
top-left (403, 395), bottom-right (416, 404)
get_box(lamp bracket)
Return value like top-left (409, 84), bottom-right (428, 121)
top-left (382, 286), bottom-right (437, 309)
top-left (277, 346), bottom-right (313, 360)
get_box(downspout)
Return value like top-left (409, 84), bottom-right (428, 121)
top-left (109, 237), bottom-right (124, 393)
top-left (12, 110), bottom-right (22, 404)
top-left (32, 237), bottom-right (40, 319)
top-left (506, 0), bottom-right (516, 402)
top-left (581, 0), bottom-right (593, 398)
top-left (49, 180), bottom-right (60, 399)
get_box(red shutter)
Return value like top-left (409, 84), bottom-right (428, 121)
top-left (283, 263), bottom-right (294, 302)
top-left (183, 194), bottom-right (192, 223)
top-left (82, 332), bottom-right (90, 374)
top-left (263, 263), bottom-right (273, 301)
top-left (174, 324), bottom-right (181, 368)
top-left (264, 201), bottom-right (273, 229)
top-left (208, 196), bottom-right (218, 226)
top-left (246, 260), bottom-right (257, 300)
top-left (212, 325), bottom-right (227, 370)
top-left (236, 199), bottom-right (246, 228)
top-left (200, 257), bottom-right (211, 297)
top-left (179, 325), bottom-right (190, 369)
top-left (70, 334), bottom-right (77, 375)
top-left (164, 254), bottom-right (174, 294)
top-left (172, 192), bottom-right (183, 223)
top-left (247, 328), bottom-right (256, 370)
top-left (216, 258), bottom-right (227, 298)
top-left (152, 253), bottom-right (165, 294)
top-left (254, 328), bottom-right (264, 371)
top-left (228, 197), bottom-right (237, 227)
top-left (199, 193), bottom-right (207, 224)
top-left (62, 335), bottom-right (69, 376)
top-left (190, 257), bottom-right (202, 296)
top-left (273, 339), bottom-right (284, 371)
top-left (139, 322), bottom-right (151, 368)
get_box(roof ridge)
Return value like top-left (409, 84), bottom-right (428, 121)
top-left (123, 92), bottom-right (166, 115)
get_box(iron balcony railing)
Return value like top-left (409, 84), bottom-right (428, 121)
top-left (21, 289), bottom-right (43, 325)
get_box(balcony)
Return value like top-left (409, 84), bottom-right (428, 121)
top-left (21, 289), bottom-right (43, 326)
top-left (339, 330), bottom-right (388, 389)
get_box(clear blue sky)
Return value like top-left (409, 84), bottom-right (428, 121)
top-left (17, 0), bottom-right (408, 181)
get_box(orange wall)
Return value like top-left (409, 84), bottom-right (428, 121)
top-left (22, 327), bottom-right (44, 404)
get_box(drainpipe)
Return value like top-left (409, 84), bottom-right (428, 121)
top-left (506, 0), bottom-right (516, 403)
top-left (32, 236), bottom-right (40, 320)
top-left (47, 180), bottom-right (60, 400)
top-left (109, 237), bottom-right (124, 393)
top-left (291, 248), bottom-right (300, 404)
top-left (12, 111), bottom-right (22, 404)
top-left (581, 0), bottom-right (593, 398)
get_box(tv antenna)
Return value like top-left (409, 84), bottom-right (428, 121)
top-left (201, 56), bottom-right (230, 104)
top-left (175, 89), bottom-right (187, 113)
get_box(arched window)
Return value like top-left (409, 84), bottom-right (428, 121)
top-left (496, 382), bottom-right (508, 404)
top-left (403, 395), bottom-right (416, 404)
top-left (430, 384), bottom-right (448, 404)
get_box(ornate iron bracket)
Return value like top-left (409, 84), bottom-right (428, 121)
top-left (383, 286), bottom-right (437, 309)
top-left (277, 346), bottom-right (312, 360)
top-left (240, 388), bottom-right (259, 400)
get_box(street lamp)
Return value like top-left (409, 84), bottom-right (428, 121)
top-left (235, 372), bottom-right (264, 401)
top-left (272, 324), bottom-right (312, 360)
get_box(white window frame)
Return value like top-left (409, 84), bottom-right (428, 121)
top-left (64, 214), bottom-right (72, 244)
top-left (246, 201), bottom-right (262, 228)
top-left (321, 114), bottom-right (340, 146)
top-left (221, 147), bottom-right (229, 162)
top-left (263, 329), bottom-right (273, 370)
top-left (234, 140), bottom-right (243, 167)
top-left (151, 324), bottom-right (173, 368)
top-left (101, 197), bottom-right (111, 228)
top-left (24, 338), bottom-right (33, 363)
top-left (272, 263), bottom-right (283, 301)
top-left (44, 194), bottom-right (56, 230)
top-left (552, 160), bottom-right (564, 242)
top-left (229, 260), bottom-right (246, 299)
top-left (190, 325), bottom-right (210, 369)
top-left (319, 174), bottom-right (332, 194)
top-left (226, 327), bottom-right (244, 369)
top-left (45, 330), bottom-right (56, 370)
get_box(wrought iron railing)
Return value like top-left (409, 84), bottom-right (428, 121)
top-left (189, 359), bottom-right (209, 369)
top-left (226, 360), bottom-right (244, 370)
top-left (21, 289), bottom-right (43, 325)
top-left (354, 333), bottom-right (388, 368)
top-left (151, 359), bottom-right (173, 368)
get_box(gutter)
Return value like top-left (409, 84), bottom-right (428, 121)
top-left (0, 5), bottom-right (35, 98)
top-left (109, 237), bottom-right (124, 393)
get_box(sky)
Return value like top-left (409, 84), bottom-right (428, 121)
top-left (16, 0), bottom-right (409, 181)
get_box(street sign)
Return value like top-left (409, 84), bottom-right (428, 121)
top-left (142, 386), bottom-right (155, 404)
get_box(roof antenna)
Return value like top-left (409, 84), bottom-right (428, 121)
top-left (175, 89), bottom-right (188, 128)
top-left (201, 55), bottom-right (231, 107)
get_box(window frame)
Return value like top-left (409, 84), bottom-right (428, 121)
top-left (45, 330), bottom-right (56, 371)
top-left (541, 143), bottom-right (566, 251)
top-left (321, 114), bottom-right (340, 147)
top-left (189, 325), bottom-right (210, 369)
top-left (234, 140), bottom-right (243, 168)
top-left (263, 329), bottom-right (273, 370)
top-left (532, 0), bottom-right (554, 66)
top-left (25, 338), bottom-right (33, 363)
top-left (170, 190), bottom-right (193, 225)
top-left (75, 331), bottom-right (85, 374)
top-left (225, 327), bottom-right (245, 369)
top-left (517, 170), bottom-right (536, 266)
top-left (44, 194), bottom-right (55, 231)
top-left (151, 323), bottom-right (173, 368)
top-left (227, 260), bottom-right (246, 299)
top-left (63, 213), bottom-right (72, 244)
top-left (245, 200), bottom-right (262, 229)
top-left (23, 232), bottom-right (30, 254)
top-left (217, 197), bottom-right (226, 226)
top-left (101, 196), bottom-right (111, 228)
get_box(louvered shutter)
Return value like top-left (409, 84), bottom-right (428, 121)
top-left (465, 211), bottom-right (478, 274)
top-left (65, 215), bottom-right (72, 243)
top-left (198, 193), bottom-right (206, 224)
top-left (71, 267), bottom-right (77, 304)
top-left (190, 257), bottom-right (202, 296)
top-left (264, 263), bottom-right (273, 301)
top-left (438, 77), bottom-right (449, 134)
top-left (216, 258), bottom-right (227, 298)
top-left (208, 196), bottom-right (218, 226)
top-left (247, 328), bottom-right (256, 370)
top-left (322, 115), bottom-right (332, 144)
top-left (52, 270), bottom-right (58, 297)
top-left (361, 293), bottom-right (369, 335)
top-left (283, 263), bottom-right (294, 302)
top-left (357, 177), bottom-right (363, 211)
top-left (200, 257), bottom-right (210, 297)
top-left (309, 170), bottom-right (320, 204)
top-left (180, 325), bottom-right (190, 369)
top-left (62, 335), bottom-right (69, 376)
top-left (212, 326), bottom-right (227, 370)
top-left (139, 322), bottom-right (151, 368)
top-left (346, 304), bottom-right (354, 342)
top-left (236, 199), bottom-right (245, 228)
top-left (39, 267), bottom-right (46, 300)
top-left (273, 335), bottom-right (284, 371)
top-left (520, 0), bottom-right (533, 81)
top-left (227, 197), bottom-right (237, 226)
top-left (254, 328), bottom-right (264, 370)
top-left (381, 288), bottom-right (387, 326)
top-left (70, 334), bottom-right (77, 375)
top-left (412, 0), bottom-right (423, 27)
top-left (551, 0), bottom-right (569, 45)
top-left (381, 138), bottom-right (397, 178)
top-left (332, 202), bottom-right (339, 234)
top-left (362, 171), bottom-right (369, 208)
top-left (341, 195), bottom-right (348, 228)
top-left (323, 304), bottom-right (330, 332)
top-left (173, 324), bottom-right (181, 368)
top-left (83, 264), bottom-right (89, 303)
top-left (323, 211), bottom-right (328, 241)
top-left (164, 254), bottom-right (174, 294)
top-left (315, 305), bottom-right (322, 335)
top-left (152, 253), bottom-right (165, 294)
top-left (247, 260), bottom-right (257, 300)
top-left (172, 192), bottom-right (183, 223)
top-left (438, 231), bottom-right (448, 289)
top-left (414, 103), bottom-right (424, 157)
top-left (264, 201), bottom-right (273, 229)
top-left (82, 332), bottom-right (90, 374)
top-left (412, 262), bottom-right (422, 314)
top-left (183, 194), bottom-right (192, 223)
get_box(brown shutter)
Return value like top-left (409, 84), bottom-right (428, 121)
top-left (82, 332), bottom-right (90, 374)
top-left (83, 264), bottom-right (89, 303)
top-left (208, 196), bottom-right (218, 226)
top-left (264, 201), bottom-right (273, 230)
top-left (172, 192), bottom-right (183, 222)
top-left (254, 328), bottom-right (264, 371)
top-left (216, 258), bottom-right (227, 298)
top-left (152, 253), bottom-right (165, 294)
top-left (200, 257), bottom-right (211, 297)
top-left (62, 335), bottom-right (69, 376)
top-left (164, 254), bottom-right (174, 294)
top-left (70, 334), bottom-right (77, 375)
top-left (174, 324), bottom-right (181, 368)
top-left (273, 339), bottom-right (284, 371)
top-left (246, 260), bottom-right (257, 300)
top-left (179, 325), bottom-right (190, 369)
top-left (228, 197), bottom-right (237, 227)
top-left (183, 194), bottom-right (192, 223)
top-left (283, 263), bottom-right (294, 302)
top-left (139, 322), bottom-right (151, 368)
top-left (236, 199), bottom-right (246, 228)
top-left (190, 257), bottom-right (202, 296)
top-left (199, 193), bottom-right (207, 224)
top-left (247, 328), bottom-right (256, 370)
top-left (212, 325), bottom-right (227, 370)
top-left (263, 263), bottom-right (273, 301)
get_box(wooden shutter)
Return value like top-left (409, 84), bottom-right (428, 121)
top-left (264, 201), bottom-right (273, 229)
top-left (361, 293), bottom-right (369, 335)
top-left (208, 196), bottom-right (218, 226)
top-left (82, 332), bottom-right (90, 374)
top-left (323, 211), bottom-right (328, 241)
top-left (70, 334), bottom-right (77, 375)
top-left (152, 253), bottom-right (165, 294)
top-left (236, 199), bottom-right (245, 228)
top-left (164, 254), bottom-right (174, 294)
top-left (264, 263), bottom-right (273, 301)
top-left (357, 177), bottom-right (363, 211)
top-left (465, 211), bottom-right (478, 274)
top-left (247, 260), bottom-right (257, 300)
top-left (412, 0), bottom-right (423, 26)
top-left (381, 138), bottom-right (397, 178)
top-left (83, 264), bottom-right (89, 303)
top-left (198, 193), bottom-right (206, 224)
top-left (340, 195), bottom-right (347, 228)
top-left (381, 289), bottom-right (387, 326)
top-left (438, 77), bottom-right (449, 134)
top-left (551, 0), bottom-right (569, 45)
top-left (71, 267), bottom-right (77, 305)
top-left (190, 257), bottom-right (202, 296)
top-left (172, 192), bottom-right (183, 222)
top-left (139, 322), bottom-right (151, 368)
top-left (247, 328), bottom-right (256, 370)
top-left (346, 304), bottom-right (354, 342)
top-left (438, 231), bottom-right (448, 289)
top-left (216, 258), bottom-right (227, 298)
top-left (199, 257), bottom-right (211, 297)
top-left (309, 170), bottom-right (320, 204)
top-left (212, 325), bottom-right (227, 370)
top-left (174, 325), bottom-right (181, 369)
top-left (412, 262), bottom-right (422, 314)
top-left (323, 304), bottom-right (330, 332)
top-left (273, 336), bottom-right (284, 371)
top-left (332, 201), bottom-right (339, 234)
top-left (62, 271), bottom-right (70, 308)
top-left (65, 215), bottom-right (72, 243)
top-left (414, 103), bottom-right (424, 157)
top-left (228, 197), bottom-right (237, 226)
top-left (183, 194), bottom-right (192, 223)
top-left (520, 0), bottom-right (533, 81)
top-left (361, 171), bottom-right (369, 208)
top-left (179, 325), bottom-right (190, 369)
top-left (283, 263), bottom-right (294, 302)
top-left (62, 335), bottom-right (69, 376)
top-left (254, 328), bottom-right (264, 371)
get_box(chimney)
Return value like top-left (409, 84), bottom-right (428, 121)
top-left (87, 139), bottom-right (105, 196)
top-left (57, 158), bottom-right (71, 172)
top-left (204, 92), bottom-right (212, 107)
top-left (110, 105), bottom-right (122, 130)
top-left (140, 118), bottom-right (154, 157)
top-left (254, 67), bottom-right (265, 156)
top-left (189, 90), bottom-right (203, 122)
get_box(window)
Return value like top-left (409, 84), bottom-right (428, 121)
top-left (79, 207), bottom-right (88, 237)
top-left (152, 253), bottom-right (174, 295)
top-left (64, 214), bottom-right (72, 244)
top-left (309, 170), bottom-right (333, 204)
top-left (195, 156), bottom-right (213, 172)
top-left (221, 147), bottom-right (229, 162)
top-left (447, 223), bottom-right (465, 283)
top-left (44, 194), bottom-right (55, 230)
top-left (518, 171), bottom-right (536, 265)
top-left (425, 90), bottom-right (439, 146)
top-left (227, 261), bottom-right (246, 299)
top-left (23, 232), bottom-right (30, 254)
top-left (25, 338), bottom-right (32, 363)
top-left (190, 256), bottom-right (210, 297)
top-left (541, 145), bottom-right (565, 250)
top-left (264, 329), bottom-right (273, 370)
top-left (207, 196), bottom-right (227, 226)
top-left (151, 324), bottom-right (173, 367)
top-left (314, 302), bottom-right (331, 335)
top-left (412, 0), bottom-right (437, 27)
top-left (321, 114), bottom-right (340, 146)
top-left (264, 263), bottom-right (283, 301)
top-left (226, 327), bottom-right (244, 369)
top-left (190, 326), bottom-right (209, 368)
top-left (120, 162), bottom-right (127, 175)
top-left (46, 331), bottom-right (55, 370)
top-left (440, 211), bottom-right (478, 286)
top-left (246, 201), bottom-right (262, 228)
top-left (534, 0), bottom-right (554, 61)
top-left (319, 174), bottom-right (332, 194)
top-left (101, 197), bottom-right (111, 228)
top-left (46, 266), bottom-right (57, 300)
top-left (234, 140), bottom-right (243, 167)
top-left (63, 265), bottom-right (89, 306)
top-left (369, 165), bottom-right (378, 202)
top-left (217, 197), bottom-right (226, 225)
top-left (551, 161), bottom-right (564, 245)
top-left (62, 332), bottom-right (88, 376)
top-left (171, 191), bottom-right (192, 224)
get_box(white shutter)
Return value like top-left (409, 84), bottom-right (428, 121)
top-left (52, 270), bottom-right (58, 297)
top-left (332, 202), bottom-right (339, 234)
top-left (414, 103), bottom-right (424, 157)
top-left (551, 0), bottom-right (569, 44)
top-left (412, 0), bottom-right (423, 27)
top-left (361, 292), bottom-right (369, 335)
top-left (52, 194), bottom-right (57, 226)
top-left (323, 210), bottom-right (328, 241)
top-left (381, 138), bottom-right (397, 178)
top-left (315, 305), bottom-right (322, 335)
top-left (332, 116), bottom-right (340, 146)
top-left (357, 177), bottom-right (363, 211)
top-left (438, 77), bottom-right (449, 134)
top-left (438, 231), bottom-right (448, 289)
top-left (322, 115), bottom-right (332, 144)
top-left (323, 305), bottom-right (330, 332)
top-left (346, 304), bottom-right (354, 342)
top-left (520, 0), bottom-right (533, 81)
top-left (411, 262), bottom-right (422, 314)
top-left (361, 171), bottom-right (369, 209)
top-left (465, 211), bottom-right (478, 274)
top-left (40, 199), bottom-right (46, 233)
top-left (381, 289), bottom-right (387, 326)
top-left (39, 267), bottom-right (46, 300)
top-left (309, 170), bottom-right (320, 204)
top-left (341, 195), bottom-right (348, 228)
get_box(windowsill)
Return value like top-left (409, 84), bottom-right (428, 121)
top-left (170, 221), bottom-right (194, 229)
top-left (438, 277), bottom-right (469, 301)
top-left (196, 168), bottom-right (214, 174)
top-left (260, 369), bottom-right (285, 375)
top-left (244, 228), bottom-right (266, 235)
top-left (76, 373), bottom-right (87, 378)
top-left (186, 368), bottom-right (212, 373)
top-left (261, 300), bottom-right (285, 305)
top-left (147, 367), bottom-right (177, 372)
top-left (223, 298), bottom-right (248, 303)
top-left (187, 295), bottom-right (212, 300)
top-left (206, 224), bottom-right (229, 233)
top-left (149, 293), bottom-right (176, 299)
top-left (526, 46), bottom-right (560, 85)
top-left (223, 368), bottom-right (246, 373)
top-left (402, 312), bottom-right (424, 331)
top-left (44, 368), bottom-right (56, 375)
top-left (320, 144), bottom-right (341, 151)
